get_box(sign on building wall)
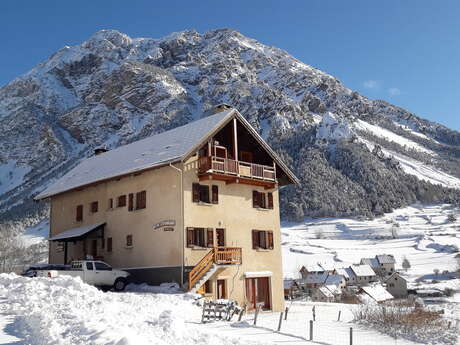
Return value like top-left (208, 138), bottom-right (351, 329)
top-left (153, 220), bottom-right (176, 230)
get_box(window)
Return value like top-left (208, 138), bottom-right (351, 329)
top-left (252, 230), bottom-right (274, 250)
top-left (107, 237), bottom-right (113, 252)
top-left (136, 191), bottom-right (146, 210)
top-left (86, 262), bottom-right (94, 270)
top-left (91, 201), bottom-right (98, 213)
top-left (253, 191), bottom-right (273, 209)
top-left (109, 198), bottom-right (113, 209)
top-left (126, 235), bottom-right (133, 247)
top-left (192, 183), bottom-right (213, 203)
top-left (186, 227), bottom-right (214, 248)
top-left (211, 185), bottom-right (218, 204)
top-left (76, 205), bottom-right (83, 222)
top-left (94, 262), bottom-right (112, 271)
top-left (117, 195), bottom-right (126, 207)
top-left (216, 228), bottom-right (225, 246)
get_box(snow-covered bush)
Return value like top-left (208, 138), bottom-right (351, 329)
top-left (352, 300), bottom-right (457, 344)
top-left (447, 213), bottom-right (457, 223)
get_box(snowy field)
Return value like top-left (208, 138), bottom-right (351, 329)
top-left (0, 275), bottom-right (438, 345)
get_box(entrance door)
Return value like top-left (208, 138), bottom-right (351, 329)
top-left (217, 279), bottom-right (226, 299)
top-left (245, 277), bottom-right (271, 310)
top-left (90, 239), bottom-right (97, 258)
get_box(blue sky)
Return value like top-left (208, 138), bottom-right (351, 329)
top-left (1, 1), bottom-right (459, 130)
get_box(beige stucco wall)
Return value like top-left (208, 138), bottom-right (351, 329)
top-left (182, 156), bottom-right (285, 312)
top-left (49, 164), bottom-right (183, 270)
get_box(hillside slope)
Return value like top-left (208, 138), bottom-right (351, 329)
top-left (1, 28), bottom-right (459, 226)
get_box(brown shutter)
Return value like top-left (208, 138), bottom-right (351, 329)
top-left (91, 201), bottom-right (98, 213)
top-left (118, 195), bottom-right (126, 207)
top-left (216, 228), bottom-right (225, 246)
top-left (128, 193), bottom-right (134, 211)
top-left (212, 185), bottom-right (219, 204)
top-left (192, 183), bottom-right (200, 202)
top-left (268, 231), bottom-right (274, 249)
top-left (136, 191), bottom-right (146, 209)
top-left (207, 228), bottom-right (214, 248)
top-left (76, 205), bottom-right (83, 222)
top-left (109, 198), bottom-right (113, 209)
top-left (252, 230), bottom-right (259, 249)
top-left (260, 193), bottom-right (266, 209)
top-left (252, 191), bottom-right (259, 208)
top-left (267, 192), bottom-right (273, 209)
top-left (107, 238), bottom-right (112, 252)
top-left (186, 227), bottom-right (194, 247)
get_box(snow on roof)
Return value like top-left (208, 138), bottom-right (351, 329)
top-left (351, 264), bottom-right (376, 277)
top-left (302, 272), bottom-right (328, 284)
top-left (325, 284), bottom-right (342, 295)
top-left (318, 262), bottom-right (335, 271)
top-left (385, 272), bottom-right (406, 282)
top-left (335, 267), bottom-right (355, 279)
top-left (325, 274), bottom-right (344, 286)
top-left (376, 254), bottom-right (396, 264)
top-left (36, 108), bottom-right (299, 199)
top-left (284, 279), bottom-right (297, 289)
top-left (360, 258), bottom-right (379, 268)
top-left (301, 264), bottom-right (324, 273)
top-left (48, 222), bottom-right (105, 241)
top-left (317, 286), bottom-right (334, 298)
top-left (36, 110), bottom-right (234, 199)
top-left (361, 285), bottom-right (394, 302)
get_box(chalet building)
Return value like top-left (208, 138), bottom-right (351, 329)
top-left (350, 265), bottom-right (377, 286)
top-left (360, 254), bottom-right (396, 276)
top-left (35, 106), bottom-right (298, 312)
top-left (385, 272), bottom-right (407, 298)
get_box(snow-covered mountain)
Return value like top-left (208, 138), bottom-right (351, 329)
top-left (1, 28), bottom-right (460, 226)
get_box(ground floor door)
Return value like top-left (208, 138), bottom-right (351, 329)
top-left (245, 277), bottom-right (271, 310)
top-left (90, 239), bottom-right (97, 258)
top-left (217, 279), bottom-right (226, 299)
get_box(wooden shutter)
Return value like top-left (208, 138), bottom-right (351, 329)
top-left (216, 228), bottom-right (225, 246)
top-left (192, 183), bottom-right (200, 202)
top-left (252, 191), bottom-right (260, 208)
top-left (128, 193), bottom-right (134, 211)
top-left (109, 198), bottom-right (113, 209)
top-left (252, 230), bottom-right (259, 249)
top-left (212, 185), bottom-right (219, 204)
top-left (186, 227), bottom-right (194, 247)
top-left (207, 228), bottom-right (214, 248)
top-left (136, 191), bottom-right (146, 209)
top-left (107, 238), bottom-right (113, 252)
top-left (267, 193), bottom-right (273, 209)
top-left (118, 195), bottom-right (126, 207)
top-left (200, 185), bottom-right (210, 203)
top-left (76, 205), bottom-right (83, 222)
top-left (267, 231), bottom-right (274, 249)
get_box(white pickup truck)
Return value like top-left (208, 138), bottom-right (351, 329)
top-left (37, 260), bottom-right (130, 291)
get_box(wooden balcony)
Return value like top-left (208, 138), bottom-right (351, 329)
top-left (198, 156), bottom-right (276, 188)
top-left (189, 246), bottom-right (242, 291)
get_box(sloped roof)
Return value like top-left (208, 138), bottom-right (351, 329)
top-left (376, 254), bottom-right (396, 264)
top-left (317, 286), bottom-right (334, 298)
top-left (48, 222), bottom-right (105, 241)
top-left (325, 274), bottom-right (344, 286)
top-left (301, 264), bottom-right (324, 273)
top-left (318, 262), bottom-right (335, 271)
top-left (361, 285), bottom-right (394, 302)
top-left (360, 258), bottom-right (379, 268)
top-left (351, 264), bottom-right (376, 277)
top-left (36, 108), bottom-right (298, 199)
top-left (284, 279), bottom-right (298, 289)
top-left (302, 272), bottom-right (328, 284)
top-left (384, 272), bottom-right (406, 283)
top-left (335, 267), bottom-right (355, 279)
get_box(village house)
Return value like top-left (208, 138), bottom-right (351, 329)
top-left (299, 264), bottom-right (324, 279)
top-left (360, 254), bottom-right (396, 276)
top-left (311, 286), bottom-right (335, 302)
top-left (350, 264), bottom-right (377, 286)
top-left (35, 106), bottom-right (298, 312)
top-left (385, 272), bottom-right (407, 298)
top-left (358, 284), bottom-right (394, 304)
top-left (334, 267), bottom-right (357, 286)
top-left (283, 279), bottom-right (301, 300)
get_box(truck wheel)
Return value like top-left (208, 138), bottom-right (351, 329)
top-left (113, 278), bottom-right (127, 292)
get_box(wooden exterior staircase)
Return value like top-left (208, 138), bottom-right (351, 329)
top-left (188, 247), bottom-right (242, 293)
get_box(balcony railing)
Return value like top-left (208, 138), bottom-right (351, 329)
top-left (198, 156), bottom-right (276, 181)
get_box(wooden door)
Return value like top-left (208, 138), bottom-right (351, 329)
top-left (216, 228), bottom-right (225, 246)
top-left (217, 279), bottom-right (226, 299)
top-left (245, 277), bottom-right (271, 310)
top-left (91, 239), bottom-right (97, 258)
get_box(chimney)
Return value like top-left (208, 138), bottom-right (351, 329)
top-left (212, 103), bottom-right (232, 114)
top-left (94, 147), bottom-right (109, 156)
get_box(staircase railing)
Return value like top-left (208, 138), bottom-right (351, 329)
top-left (188, 247), bottom-right (242, 291)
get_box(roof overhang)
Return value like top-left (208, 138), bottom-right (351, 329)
top-left (48, 222), bottom-right (105, 242)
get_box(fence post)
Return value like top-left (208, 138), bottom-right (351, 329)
top-left (254, 306), bottom-right (260, 326)
top-left (277, 312), bottom-right (283, 331)
top-left (284, 307), bottom-right (289, 320)
top-left (309, 320), bottom-right (313, 341)
top-left (312, 306), bottom-right (316, 321)
top-left (337, 310), bottom-right (341, 322)
top-left (238, 308), bottom-right (244, 322)
top-left (349, 327), bottom-right (353, 345)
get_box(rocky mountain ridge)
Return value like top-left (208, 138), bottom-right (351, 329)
top-left (1, 28), bottom-right (459, 227)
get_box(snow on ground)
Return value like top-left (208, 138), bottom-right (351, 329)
top-left (20, 219), bottom-right (49, 246)
top-left (354, 119), bottom-right (434, 154)
top-left (0, 160), bottom-right (31, 195)
top-left (0, 274), bottom-right (425, 345)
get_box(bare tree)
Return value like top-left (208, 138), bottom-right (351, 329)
top-left (402, 257), bottom-right (411, 272)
